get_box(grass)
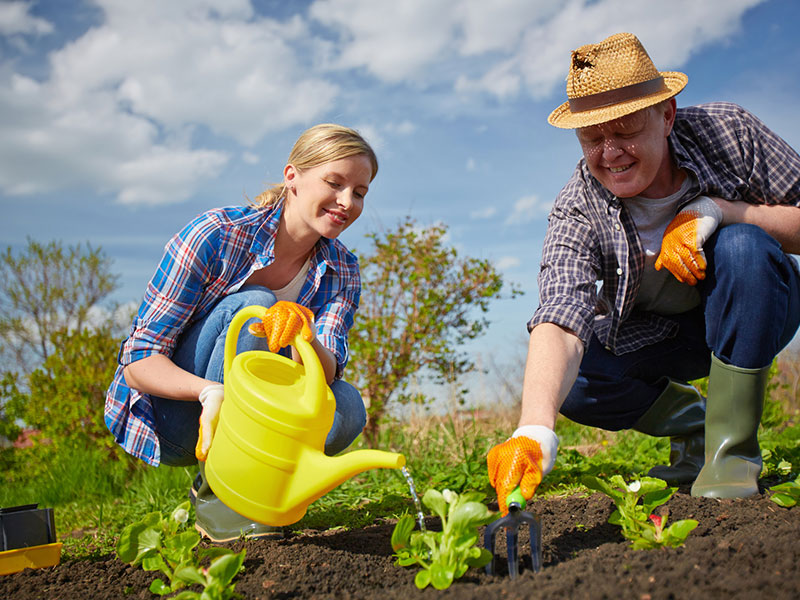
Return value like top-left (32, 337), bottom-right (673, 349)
top-left (2, 368), bottom-right (799, 562)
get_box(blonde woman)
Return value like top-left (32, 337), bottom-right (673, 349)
top-left (105, 124), bottom-right (378, 541)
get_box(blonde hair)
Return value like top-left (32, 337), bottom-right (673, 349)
top-left (252, 123), bottom-right (379, 208)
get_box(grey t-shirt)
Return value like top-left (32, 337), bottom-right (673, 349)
top-left (622, 176), bottom-right (701, 315)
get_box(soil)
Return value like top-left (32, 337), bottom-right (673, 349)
top-left (2, 490), bottom-right (799, 600)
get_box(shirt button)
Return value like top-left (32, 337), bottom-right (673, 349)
top-left (616, 268), bottom-right (623, 275)
top-left (614, 223), bottom-right (621, 230)
top-left (604, 345), bottom-right (612, 351)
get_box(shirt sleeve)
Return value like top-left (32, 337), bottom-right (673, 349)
top-left (723, 104), bottom-right (800, 207)
top-left (120, 214), bottom-right (221, 365)
top-left (314, 255), bottom-right (361, 378)
top-left (529, 181), bottom-right (602, 349)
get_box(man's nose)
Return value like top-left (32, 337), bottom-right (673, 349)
top-left (602, 139), bottom-right (624, 161)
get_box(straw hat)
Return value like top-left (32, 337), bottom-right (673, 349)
top-left (548, 33), bottom-right (687, 129)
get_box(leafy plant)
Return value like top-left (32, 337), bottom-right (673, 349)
top-left (769, 475), bottom-right (800, 508)
top-left (350, 217), bottom-right (522, 446)
top-left (116, 501), bottom-right (245, 599)
top-left (391, 488), bottom-right (495, 589)
top-left (0, 238), bottom-right (119, 375)
top-left (582, 475), bottom-right (698, 550)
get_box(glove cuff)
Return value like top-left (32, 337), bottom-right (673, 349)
top-left (199, 383), bottom-right (224, 406)
top-left (512, 425), bottom-right (559, 476)
top-left (683, 195), bottom-right (723, 223)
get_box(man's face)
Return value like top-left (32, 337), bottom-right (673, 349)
top-left (575, 101), bottom-right (676, 199)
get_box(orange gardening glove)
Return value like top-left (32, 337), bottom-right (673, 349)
top-left (195, 383), bottom-right (224, 461)
top-left (248, 301), bottom-right (316, 352)
top-left (487, 437), bottom-right (543, 516)
top-left (487, 426), bottom-right (559, 515)
top-left (655, 196), bottom-right (722, 286)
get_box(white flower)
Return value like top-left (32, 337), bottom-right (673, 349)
top-left (442, 489), bottom-right (457, 504)
top-left (628, 480), bottom-right (641, 493)
top-left (172, 508), bottom-right (189, 524)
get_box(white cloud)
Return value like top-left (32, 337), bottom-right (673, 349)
top-left (310, 0), bottom-right (765, 99)
top-left (0, 1), bottom-right (336, 205)
top-left (470, 205), bottom-right (496, 219)
top-left (505, 194), bottom-right (551, 225)
top-left (496, 255), bottom-right (521, 271)
top-left (309, 0), bottom-right (458, 83)
top-left (0, 0), bottom-right (769, 205)
top-left (0, 1), bottom-right (54, 36)
top-left (241, 151), bottom-right (260, 165)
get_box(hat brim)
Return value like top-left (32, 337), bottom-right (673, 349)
top-left (547, 71), bottom-right (688, 129)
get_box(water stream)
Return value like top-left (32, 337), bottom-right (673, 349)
top-left (401, 466), bottom-right (426, 533)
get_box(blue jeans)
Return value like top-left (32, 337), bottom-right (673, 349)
top-left (151, 285), bottom-right (367, 466)
top-left (561, 224), bottom-right (800, 430)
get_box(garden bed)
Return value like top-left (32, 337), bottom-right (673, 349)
top-left (2, 490), bottom-right (798, 599)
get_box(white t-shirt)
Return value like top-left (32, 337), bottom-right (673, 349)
top-left (273, 256), bottom-right (312, 303)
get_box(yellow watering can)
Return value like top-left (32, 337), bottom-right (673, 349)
top-left (205, 305), bottom-right (406, 526)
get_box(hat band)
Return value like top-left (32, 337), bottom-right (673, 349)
top-left (568, 76), bottom-right (666, 113)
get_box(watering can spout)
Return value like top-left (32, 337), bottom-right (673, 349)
top-left (288, 447), bottom-right (406, 510)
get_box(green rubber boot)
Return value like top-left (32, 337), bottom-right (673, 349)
top-left (633, 379), bottom-right (706, 485)
top-left (192, 462), bottom-right (283, 542)
top-left (690, 354), bottom-right (769, 499)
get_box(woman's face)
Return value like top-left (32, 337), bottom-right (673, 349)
top-left (283, 154), bottom-right (372, 239)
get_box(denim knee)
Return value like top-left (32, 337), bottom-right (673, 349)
top-left (702, 224), bottom-right (800, 367)
top-left (325, 380), bottom-right (367, 455)
top-left (217, 285), bottom-right (278, 314)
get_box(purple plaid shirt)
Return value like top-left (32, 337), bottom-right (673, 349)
top-left (104, 201), bottom-right (361, 465)
top-left (530, 102), bottom-right (800, 354)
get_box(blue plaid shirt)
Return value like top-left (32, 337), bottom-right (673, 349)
top-left (530, 102), bottom-right (800, 354)
top-left (105, 201), bottom-right (361, 465)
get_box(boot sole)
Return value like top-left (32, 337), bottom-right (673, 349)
top-left (194, 522), bottom-right (284, 543)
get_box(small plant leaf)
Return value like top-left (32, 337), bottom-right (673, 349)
top-left (430, 563), bottom-right (454, 590)
top-left (422, 489), bottom-right (447, 521)
top-left (770, 492), bottom-right (798, 508)
top-left (207, 551), bottom-right (246, 586)
top-left (663, 519), bottom-right (699, 546)
top-left (148, 578), bottom-right (172, 595)
top-left (117, 522), bottom-right (162, 564)
top-left (466, 547), bottom-right (493, 568)
top-left (174, 565), bottom-right (207, 586)
top-left (414, 568), bottom-right (431, 589)
top-left (391, 514), bottom-right (415, 551)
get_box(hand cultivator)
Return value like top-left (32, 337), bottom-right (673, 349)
top-left (484, 487), bottom-right (542, 578)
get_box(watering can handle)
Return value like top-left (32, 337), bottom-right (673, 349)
top-left (223, 305), bottom-right (327, 410)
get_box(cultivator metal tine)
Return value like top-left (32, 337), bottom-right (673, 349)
top-left (484, 501), bottom-right (542, 578)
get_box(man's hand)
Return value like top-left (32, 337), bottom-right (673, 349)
top-left (195, 383), bottom-right (224, 461)
top-left (655, 196), bottom-right (723, 285)
top-left (248, 301), bottom-right (316, 352)
top-left (487, 425), bottom-right (559, 515)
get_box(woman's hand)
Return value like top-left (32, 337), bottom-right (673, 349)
top-left (248, 301), bottom-right (316, 352)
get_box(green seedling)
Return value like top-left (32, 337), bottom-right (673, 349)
top-left (769, 475), bottom-right (800, 508)
top-left (581, 475), bottom-right (697, 550)
top-left (391, 488), bottom-right (496, 590)
top-left (116, 501), bottom-right (246, 599)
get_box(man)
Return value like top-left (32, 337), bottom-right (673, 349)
top-left (487, 32), bottom-right (800, 514)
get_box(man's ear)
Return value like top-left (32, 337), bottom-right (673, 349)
top-left (662, 98), bottom-right (678, 136)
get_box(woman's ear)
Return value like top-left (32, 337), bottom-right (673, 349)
top-left (283, 164), bottom-right (297, 193)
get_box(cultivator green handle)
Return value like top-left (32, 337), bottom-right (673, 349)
top-left (507, 486), bottom-right (526, 511)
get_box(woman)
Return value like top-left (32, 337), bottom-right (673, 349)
top-left (105, 124), bottom-right (378, 541)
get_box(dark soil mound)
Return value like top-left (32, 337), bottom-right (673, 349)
top-left (2, 491), bottom-right (798, 599)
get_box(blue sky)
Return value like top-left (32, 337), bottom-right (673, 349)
top-left (2, 0), bottom-right (799, 380)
